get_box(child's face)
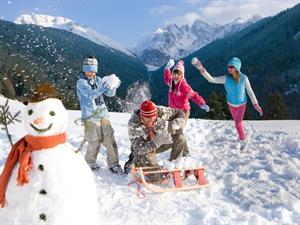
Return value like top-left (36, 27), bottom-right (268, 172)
top-left (172, 70), bottom-right (183, 82)
top-left (140, 115), bottom-right (157, 127)
top-left (227, 65), bottom-right (237, 74)
top-left (85, 71), bottom-right (96, 78)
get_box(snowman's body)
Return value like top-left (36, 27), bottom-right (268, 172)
top-left (0, 98), bottom-right (100, 225)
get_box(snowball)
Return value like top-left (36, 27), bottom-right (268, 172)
top-left (101, 74), bottom-right (121, 90)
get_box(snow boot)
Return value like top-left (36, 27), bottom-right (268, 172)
top-left (240, 139), bottom-right (249, 151)
top-left (109, 165), bottom-right (124, 175)
top-left (124, 153), bottom-right (134, 174)
top-left (89, 163), bottom-right (100, 171)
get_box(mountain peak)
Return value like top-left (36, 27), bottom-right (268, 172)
top-left (15, 14), bottom-right (72, 27)
top-left (134, 15), bottom-right (261, 67)
top-left (154, 28), bottom-right (165, 34)
top-left (14, 14), bottom-right (134, 57)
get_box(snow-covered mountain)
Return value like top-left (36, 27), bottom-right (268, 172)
top-left (134, 15), bottom-right (261, 67)
top-left (14, 14), bottom-right (135, 57)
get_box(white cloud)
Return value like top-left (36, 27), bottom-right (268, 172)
top-left (199, 0), bottom-right (299, 24)
top-left (165, 0), bottom-right (299, 26)
top-left (165, 12), bottom-right (202, 26)
top-left (149, 5), bottom-right (176, 15)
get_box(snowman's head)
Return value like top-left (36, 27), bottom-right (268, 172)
top-left (24, 98), bottom-right (68, 136)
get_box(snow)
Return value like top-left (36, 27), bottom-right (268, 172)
top-left (0, 96), bottom-right (300, 225)
top-left (134, 16), bottom-right (262, 67)
top-left (146, 64), bottom-right (160, 71)
top-left (101, 74), bottom-right (121, 90)
top-left (14, 14), bottom-right (135, 57)
top-left (0, 97), bottom-right (99, 225)
top-left (154, 28), bottom-right (166, 34)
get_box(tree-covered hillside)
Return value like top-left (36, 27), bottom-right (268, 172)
top-left (150, 4), bottom-right (300, 119)
top-left (0, 20), bottom-right (148, 110)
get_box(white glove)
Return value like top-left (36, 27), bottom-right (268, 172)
top-left (165, 59), bottom-right (175, 70)
top-left (152, 132), bottom-right (173, 148)
top-left (201, 104), bottom-right (210, 112)
top-left (191, 57), bottom-right (206, 74)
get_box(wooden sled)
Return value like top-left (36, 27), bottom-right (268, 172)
top-left (131, 165), bottom-right (208, 193)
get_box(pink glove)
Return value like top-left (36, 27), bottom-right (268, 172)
top-left (254, 104), bottom-right (263, 116)
top-left (191, 57), bottom-right (206, 74)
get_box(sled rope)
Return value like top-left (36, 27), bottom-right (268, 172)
top-left (128, 180), bottom-right (145, 199)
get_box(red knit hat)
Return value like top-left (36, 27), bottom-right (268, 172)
top-left (173, 60), bottom-right (185, 76)
top-left (140, 100), bottom-right (157, 118)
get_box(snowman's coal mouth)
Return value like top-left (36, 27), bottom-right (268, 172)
top-left (30, 123), bottom-right (53, 133)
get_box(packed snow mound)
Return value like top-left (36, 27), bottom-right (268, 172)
top-left (158, 157), bottom-right (203, 170)
top-left (0, 96), bottom-right (299, 225)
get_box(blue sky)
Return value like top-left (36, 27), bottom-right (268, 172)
top-left (0, 0), bottom-right (298, 47)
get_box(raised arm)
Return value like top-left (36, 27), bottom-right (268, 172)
top-left (202, 71), bottom-right (226, 84)
top-left (164, 59), bottom-right (175, 86)
top-left (191, 57), bottom-right (226, 84)
top-left (164, 69), bottom-right (172, 85)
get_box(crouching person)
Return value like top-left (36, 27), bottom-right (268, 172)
top-left (124, 100), bottom-right (187, 181)
top-left (76, 55), bottom-right (123, 174)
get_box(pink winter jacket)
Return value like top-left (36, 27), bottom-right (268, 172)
top-left (164, 69), bottom-right (206, 112)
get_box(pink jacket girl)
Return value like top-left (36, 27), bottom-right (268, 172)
top-left (164, 59), bottom-right (209, 114)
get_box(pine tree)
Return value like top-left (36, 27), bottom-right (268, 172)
top-left (205, 92), bottom-right (231, 120)
top-left (264, 92), bottom-right (290, 119)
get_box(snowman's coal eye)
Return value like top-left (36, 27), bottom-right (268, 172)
top-left (49, 111), bottom-right (56, 116)
top-left (28, 109), bottom-right (33, 116)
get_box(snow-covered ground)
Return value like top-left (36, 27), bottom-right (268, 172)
top-left (1, 97), bottom-right (300, 225)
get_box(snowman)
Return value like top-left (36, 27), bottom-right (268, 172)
top-left (0, 84), bottom-right (100, 225)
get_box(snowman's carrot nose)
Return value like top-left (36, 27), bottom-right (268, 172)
top-left (33, 117), bottom-right (43, 125)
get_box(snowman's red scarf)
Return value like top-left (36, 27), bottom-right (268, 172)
top-left (0, 133), bottom-right (67, 208)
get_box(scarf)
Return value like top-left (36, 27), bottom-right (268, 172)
top-left (0, 133), bottom-right (67, 208)
top-left (146, 127), bottom-right (155, 141)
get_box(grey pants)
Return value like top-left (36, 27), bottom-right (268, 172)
top-left (182, 110), bottom-right (190, 156)
top-left (134, 133), bottom-right (187, 167)
top-left (84, 118), bottom-right (119, 168)
top-left (133, 133), bottom-right (187, 182)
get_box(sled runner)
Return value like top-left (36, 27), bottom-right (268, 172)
top-left (131, 165), bottom-right (208, 193)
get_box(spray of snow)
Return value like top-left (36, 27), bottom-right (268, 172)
top-left (121, 81), bottom-right (151, 113)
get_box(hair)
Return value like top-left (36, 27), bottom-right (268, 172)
top-left (171, 69), bottom-right (183, 92)
top-left (172, 69), bottom-right (183, 76)
top-left (230, 70), bottom-right (240, 83)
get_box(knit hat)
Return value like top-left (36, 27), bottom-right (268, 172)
top-left (140, 100), bottom-right (158, 118)
top-left (22, 83), bottom-right (61, 105)
top-left (228, 57), bottom-right (241, 72)
top-left (173, 60), bottom-right (185, 76)
top-left (83, 56), bottom-right (98, 73)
